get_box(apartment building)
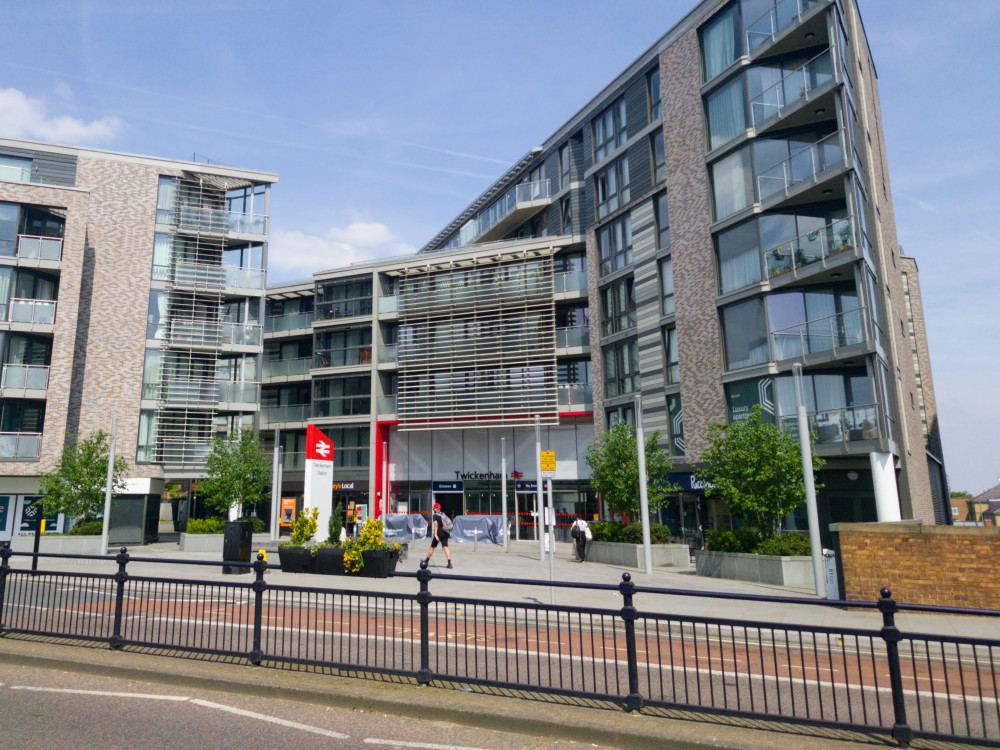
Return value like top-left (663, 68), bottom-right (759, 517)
top-left (264, 0), bottom-right (949, 543)
top-left (0, 138), bottom-right (275, 540)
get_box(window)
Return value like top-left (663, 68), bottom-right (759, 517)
top-left (706, 74), bottom-right (746, 150)
top-left (156, 176), bottom-right (177, 223)
top-left (316, 278), bottom-right (372, 320)
top-left (0, 202), bottom-right (18, 256)
top-left (0, 155), bottom-right (32, 184)
top-left (323, 425), bottom-right (370, 468)
top-left (314, 327), bottom-right (372, 368)
top-left (716, 218), bottom-right (761, 293)
top-left (663, 327), bottom-right (679, 384)
top-left (650, 130), bottom-right (665, 183)
top-left (592, 98), bottom-right (627, 162)
top-left (559, 143), bottom-right (572, 188)
top-left (659, 257), bottom-right (674, 315)
top-left (606, 404), bottom-right (635, 428)
top-left (603, 338), bottom-right (639, 398)
top-left (601, 277), bottom-right (635, 336)
top-left (558, 358), bottom-right (591, 384)
top-left (711, 145), bottom-right (753, 220)
top-left (700, 3), bottom-right (741, 81)
top-left (647, 67), bottom-right (662, 121)
top-left (654, 193), bottom-right (670, 249)
top-left (560, 197), bottom-right (573, 235)
top-left (721, 296), bottom-right (768, 370)
top-left (597, 214), bottom-right (633, 276)
top-left (595, 156), bottom-right (630, 219)
top-left (313, 375), bottom-right (371, 418)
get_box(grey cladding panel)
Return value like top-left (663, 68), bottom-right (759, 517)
top-left (0, 145), bottom-right (77, 187)
top-left (625, 77), bottom-right (649, 138)
top-left (627, 141), bottom-right (652, 201)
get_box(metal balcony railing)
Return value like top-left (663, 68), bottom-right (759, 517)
top-left (770, 306), bottom-right (867, 361)
top-left (262, 357), bottom-right (312, 378)
top-left (750, 49), bottom-right (835, 126)
top-left (0, 431), bottom-right (41, 459)
top-left (5, 298), bottom-right (56, 325)
top-left (455, 179), bottom-right (552, 246)
top-left (756, 130), bottom-right (844, 202)
top-left (1, 235), bottom-right (63, 261)
top-left (745, 0), bottom-right (825, 54)
top-left (264, 311), bottom-right (313, 333)
top-left (779, 403), bottom-right (881, 446)
top-left (763, 217), bottom-right (856, 279)
top-left (1, 364), bottom-right (50, 390)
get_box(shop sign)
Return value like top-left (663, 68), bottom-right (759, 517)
top-left (668, 473), bottom-right (712, 492)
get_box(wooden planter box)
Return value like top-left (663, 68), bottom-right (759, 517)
top-left (694, 549), bottom-right (814, 587)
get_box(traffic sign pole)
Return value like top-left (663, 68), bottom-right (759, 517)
top-left (535, 416), bottom-right (544, 562)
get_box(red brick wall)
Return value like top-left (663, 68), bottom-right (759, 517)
top-left (835, 522), bottom-right (1000, 608)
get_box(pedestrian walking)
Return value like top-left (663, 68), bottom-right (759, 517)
top-left (425, 502), bottom-right (453, 569)
top-left (570, 514), bottom-right (591, 562)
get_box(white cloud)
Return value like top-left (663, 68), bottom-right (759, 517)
top-left (268, 222), bottom-right (416, 282)
top-left (0, 87), bottom-right (123, 144)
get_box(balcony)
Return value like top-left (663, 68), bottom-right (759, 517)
top-left (377, 395), bottom-right (397, 415)
top-left (745, 0), bottom-right (827, 56)
top-left (770, 306), bottom-right (868, 362)
top-left (0, 432), bottom-right (41, 459)
top-left (167, 320), bottom-right (262, 348)
top-left (260, 404), bottom-right (310, 426)
top-left (756, 130), bottom-right (844, 204)
top-left (264, 311), bottom-right (313, 334)
top-left (174, 206), bottom-right (268, 236)
top-left (763, 217), bottom-right (858, 283)
top-left (556, 326), bottom-right (590, 350)
top-left (263, 357), bottom-right (312, 378)
top-left (1, 235), bottom-right (63, 262)
top-left (5, 298), bottom-right (56, 325)
top-left (218, 381), bottom-right (260, 405)
top-left (314, 346), bottom-right (372, 369)
top-left (554, 270), bottom-right (588, 296)
top-left (378, 295), bottom-right (398, 315)
top-left (455, 180), bottom-right (552, 246)
top-left (1, 364), bottom-right (50, 392)
top-left (779, 403), bottom-right (881, 449)
top-left (558, 384), bottom-right (592, 412)
top-left (377, 344), bottom-right (397, 364)
top-left (0, 164), bottom-right (31, 183)
top-left (750, 50), bottom-right (835, 130)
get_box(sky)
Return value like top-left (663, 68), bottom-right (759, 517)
top-left (1, 0), bottom-right (997, 495)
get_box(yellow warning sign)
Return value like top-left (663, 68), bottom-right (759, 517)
top-left (540, 450), bottom-right (556, 477)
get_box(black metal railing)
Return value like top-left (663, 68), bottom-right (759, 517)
top-left (1, 543), bottom-right (998, 747)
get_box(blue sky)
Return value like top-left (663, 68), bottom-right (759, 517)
top-left (2, 0), bottom-right (997, 495)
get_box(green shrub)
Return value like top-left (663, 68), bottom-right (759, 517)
top-left (705, 528), bottom-right (760, 553)
top-left (290, 508), bottom-right (318, 546)
top-left (754, 532), bottom-right (811, 556)
top-left (187, 517), bottom-right (226, 534)
top-left (238, 516), bottom-right (265, 534)
top-left (68, 519), bottom-right (103, 536)
top-left (588, 521), bottom-right (673, 545)
top-left (328, 502), bottom-right (344, 544)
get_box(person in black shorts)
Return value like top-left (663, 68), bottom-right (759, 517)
top-left (425, 502), bottom-right (453, 569)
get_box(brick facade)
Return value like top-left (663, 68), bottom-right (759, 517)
top-left (834, 522), bottom-right (1000, 608)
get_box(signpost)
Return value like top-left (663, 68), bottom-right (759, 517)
top-left (540, 449), bottom-right (557, 602)
top-left (303, 424), bottom-right (334, 544)
top-left (534, 416), bottom-right (544, 562)
top-left (501, 437), bottom-right (509, 552)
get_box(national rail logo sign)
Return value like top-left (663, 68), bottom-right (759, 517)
top-left (306, 424), bottom-right (334, 461)
top-left (303, 424), bottom-right (335, 542)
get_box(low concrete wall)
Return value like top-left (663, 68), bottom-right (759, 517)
top-left (179, 533), bottom-right (271, 553)
top-left (586, 541), bottom-right (690, 568)
top-left (833, 521), bottom-right (1000, 608)
top-left (8, 535), bottom-right (105, 555)
top-left (695, 549), bottom-right (814, 587)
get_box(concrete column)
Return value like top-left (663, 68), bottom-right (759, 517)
top-left (870, 451), bottom-right (902, 522)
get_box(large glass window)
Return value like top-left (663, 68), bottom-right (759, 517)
top-left (601, 277), bottom-right (635, 336)
top-left (314, 327), bottom-right (372, 368)
top-left (603, 338), bottom-right (639, 398)
top-left (595, 156), bottom-right (630, 219)
top-left (558, 359), bottom-right (591, 384)
top-left (654, 193), bottom-right (670, 249)
top-left (716, 218), bottom-right (761, 293)
top-left (711, 145), bottom-right (753, 220)
top-left (597, 214), bottom-right (633, 276)
top-left (592, 98), bottom-right (627, 163)
top-left (706, 74), bottom-right (747, 150)
top-left (561, 197), bottom-right (573, 235)
top-left (766, 283), bottom-right (862, 359)
top-left (648, 67), bottom-right (662, 121)
top-left (659, 257), bottom-right (674, 316)
top-left (721, 296), bottom-right (769, 370)
top-left (313, 375), bottom-right (371, 418)
top-left (663, 327), bottom-right (679, 384)
top-left (559, 143), bottom-right (572, 188)
top-left (650, 130), bottom-right (665, 183)
top-left (156, 176), bottom-right (177, 223)
top-left (146, 290), bottom-right (168, 340)
top-left (0, 203), bottom-right (17, 256)
top-left (323, 425), bottom-right (370, 468)
top-left (700, 3), bottom-right (741, 81)
top-left (316, 278), bottom-right (372, 320)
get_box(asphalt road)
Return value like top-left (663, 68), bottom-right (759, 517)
top-left (0, 662), bottom-right (594, 750)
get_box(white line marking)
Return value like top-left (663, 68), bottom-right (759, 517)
top-left (188, 699), bottom-right (349, 739)
top-left (9, 686), bottom-right (189, 701)
top-left (363, 739), bottom-right (491, 750)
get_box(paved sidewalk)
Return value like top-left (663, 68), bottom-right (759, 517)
top-left (6, 537), bottom-right (999, 639)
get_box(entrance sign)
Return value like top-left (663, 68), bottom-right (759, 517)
top-left (432, 480), bottom-right (464, 492)
top-left (303, 424), bottom-right (334, 543)
top-left (540, 451), bottom-right (556, 478)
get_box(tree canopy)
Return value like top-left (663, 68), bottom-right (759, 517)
top-left (585, 422), bottom-right (676, 518)
top-left (697, 406), bottom-right (823, 538)
top-left (38, 430), bottom-right (130, 522)
top-left (199, 429), bottom-right (271, 515)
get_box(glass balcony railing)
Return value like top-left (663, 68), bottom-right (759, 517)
top-left (779, 403), bottom-right (881, 446)
top-left (6, 298), bottom-right (56, 325)
top-left (556, 326), bottom-right (590, 349)
top-left (770, 306), bottom-right (867, 361)
top-left (455, 179), bottom-right (552, 246)
top-left (378, 295), bottom-right (398, 314)
top-left (2, 235), bottom-right (64, 261)
top-left (745, 0), bottom-right (825, 54)
top-left (377, 395), bottom-right (397, 414)
top-left (0, 431), bottom-right (41, 459)
top-left (756, 130), bottom-right (844, 202)
top-left (750, 50), bottom-right (834, 126)
top-left (221, 322), bottom-right (262, 347)
top-left (264, 311), bottom-right (313, 333)
top-left (218, 381), bottom-right (260, 404)
top-left (262, 357), bottom-right (311, 378)
top-left (764, 217), bottom-right (856, 279)
top-left (166, 320), bottom-right (262, 347)
top-left (0, 164), bottom-right (31, 183)
top-left (554, 270), bottom-right (587, 294)
top-left (558, 384), bottom-right (593, 410)
top-left (1, 364), bottom-right (50, 390)
top-left (378, 344), bottom-right (398, 363)
top-left (174, 206), bottom-right (268, 235)
top-left (260, 404), bottom-right (310, 425)
top-left (160, 263), bottom-right (265, 290)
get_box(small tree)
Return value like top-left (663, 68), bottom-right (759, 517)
top-left (585, 422), bottom-right (676, 518)
top-left (38, 430), bottom-right (130, 522)
top-left (697, 405), bottom-right (824, 538)
top-left (199, 429), bottom-right (270, 516)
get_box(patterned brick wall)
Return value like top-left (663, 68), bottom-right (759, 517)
top-left (835, 522), bottom-right (1000, 608)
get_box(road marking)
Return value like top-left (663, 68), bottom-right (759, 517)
top-left (189, 699), bottom-right (349, 739)
top-left (364, 740), bottom-right (491, 750)
top-left (9, 686), bottom-right (189, 701)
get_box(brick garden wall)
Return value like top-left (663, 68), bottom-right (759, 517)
top-left (834, 522), bottom-right (1000, 608)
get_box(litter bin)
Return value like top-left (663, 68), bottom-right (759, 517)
top-left (222, 520), bottom-right (253, 575)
